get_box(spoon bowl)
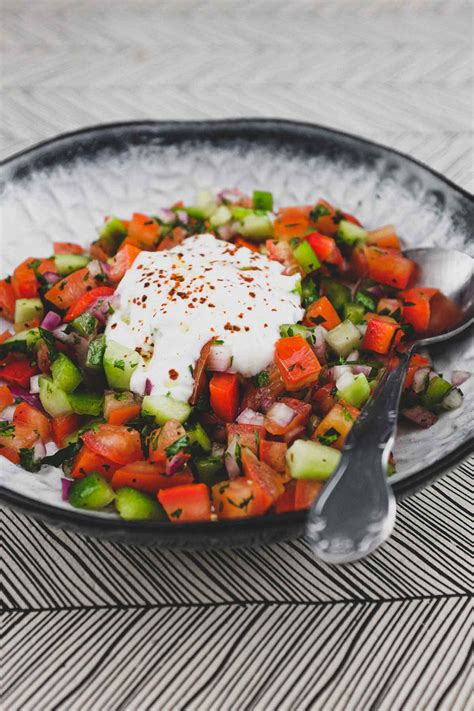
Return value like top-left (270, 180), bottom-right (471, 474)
top-left (307, 247), bottom-right (473, 565)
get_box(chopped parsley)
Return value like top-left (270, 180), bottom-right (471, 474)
top-left (165, 435), bottom-right (190, 457)
top-left (19, 447), bottom-right (42, 472)
top-left (170, 508), bottom-right (182, 519)
top-left (309, 203), bottom-right (331, 221)
top-left (113, 359), bottom-right (125, 371)
top-left (318, 427), bottom-right (340, 446)
top-left (255, 371), bottom-right (269, 388)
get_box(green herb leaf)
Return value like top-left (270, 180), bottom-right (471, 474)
top-left (165, 435), bottom-right (190, 458)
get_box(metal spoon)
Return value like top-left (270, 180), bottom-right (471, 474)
top-left (307, 247), bottom-right (473, 565)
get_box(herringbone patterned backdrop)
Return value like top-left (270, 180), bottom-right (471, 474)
top-left (1, 1), bottom-right (473, 709)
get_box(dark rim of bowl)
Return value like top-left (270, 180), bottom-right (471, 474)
top-left (0, 118), bottom-right (472, 538)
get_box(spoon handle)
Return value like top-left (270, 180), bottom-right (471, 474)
top-left (307, 348), bottom-right (413, 564)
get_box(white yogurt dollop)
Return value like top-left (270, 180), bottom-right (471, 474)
top-left (105, 234), bottom-right (304, 401)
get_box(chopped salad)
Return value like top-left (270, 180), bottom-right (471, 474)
top-left (0, 190), bottom-right (469, 522)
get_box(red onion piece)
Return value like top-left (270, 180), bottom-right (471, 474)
top-left (346, 350), bottom-right (359, 363)
top-left (266, 402), bottom-right (295, 427)
top-left (89, 294), bottom-right (119, 324)
top-left (176, 210), bottom-right (189, 224)
top-left (87, 259), bottom-right (105, 278)
top-left (217, 188), bottom-right (243, 204)
top-left (32, 439), bottom-right (46, 460)
top-left (211, 443), bottom-right (225, 458)
top-left (61, 478), bottom-right (73, 501)
top-left (352, 364), bottom-right (372, 377)
top-left (451, 370), bottom-right (471, 387)
top-left (5, 384), bottom-right (43, 411)
top-left (0, 405), bottom-right (16, 421)
top-left (401, 406), bottom-right (438, 429)
top-left (225, 436), bottom-right (241, 479)
top-left (155, 208), bottom-right (175, 224)
top-left (30, 375), bottom-right (41, 394)
top-left (237, 408), bottom-right (265, 426)
top-left (53, 325), bottom-right (74, 343)
top-left (217, 224), bottom-right (234, 241)
top-left (145, 378), bottom-right (153, 395)
top-left (412, 367), bottom-right (430, 393)
top-left (365, 285), bottom-right (384, 298)
top-left (166, 452), bottom-right (190, 476)
top-left (208, 344), bottom-right (232, 372)
top-left (313, 326), bottom-right (328, 364)
top-left (41, 311), bottom-right (62, 331)
top-left (43, 271), bottom-right (61, 284)
top-left (327, 365), bottom-right (352, 381)
top-left (335, 370), bottom-right (354, 391)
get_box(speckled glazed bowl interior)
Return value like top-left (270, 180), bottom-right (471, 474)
top-left (0, 120), bottom-right (472, 548)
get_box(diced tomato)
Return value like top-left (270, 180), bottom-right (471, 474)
top-left (155, 226), bottom-right (186, 252)
top-left (53, 242), bottom-right (84, 255)
top-left (0, 279), bottom-right (16, 322)
top-left (273, 205), bottom-right (312, 239)
top-left (274, 336), bottom-right (321, 391)
top-left (312, 381), bottom-right (337, 417)
top-left (274, 481), bottom-right (297, 513)
top-left (312, 401), bottom-right (359, 450)
top-left (264, 397), bottom-right (311, 436)
top-left (259, 439), bottom-right (288, 474)
top-left (362, 315), bottom-right (402, 354)
top-left (341, 211), bottom-right (362, 227)
top-left (82, 424), bottom-right (143, 465)
top-left (0, 384), bottom-right (13, 411)
top-left (404, 353), bottom-right (431, 390)
top-left (212, 479), bottom-right (268, 519)
top-left (64, 286), bottom-right (115, 322)
top-left (351, 246), bottom-right (368, 278)
top-left (304, 296), bottom-right (341, 330)
top-left (123, 213), bottom-right (159, 250)
top-left (190, 339), bottom-right (212, 405)
top-left (294, 480), bottom-right (324, 509)
top-left (241, 447), bottom-right (284, 509)
top-left (226, 423), bottom-right (266, 455)
top-left (365, 246), bottom-right (415, 289)
top-left (306, 232), bottom-right (342, 264)
top-left (107, 244), bottom-right (142, 283)
top-left (104, 391), bottom-right (141, 426)
top-left (147, 420), bottom-right (186, 462)
top-left (112, 461), bottom-right (193, 494)
top-left (71, 445), bottom-right (119, 480)
top-left (44, 267), bottom-right (102, 310)
top-left (241, 361), bottom-right (286, 413)
top-left (234, 238), bottom-right (260, 253)
top-left (51, 413), bottom-right (82, 447)
top-left (13, 402), bottom-right (51, 442)
top-left (309, 199), bottom-right (340, 236)
top-left (0, 421), bottom-right (39, 465)
top-left (377, 298), bottom-right (403, 317)
top-left (158, 483), bottom-right (212, 523)
top-left (0, 356), bottom-right (38, 389)
top-left (400, 288), bottom-right (438, 333)
top-left (11, 257), bottom-right (56, 299)
top-left (209, 373), bottom-right (239, 422)
top-left (366, 225), bottom-right (400, 250)
top-left (265, 239), bottom-right (297, 267)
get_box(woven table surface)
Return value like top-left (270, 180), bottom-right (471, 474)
top-left (1, 1), bottom-right (472, 709)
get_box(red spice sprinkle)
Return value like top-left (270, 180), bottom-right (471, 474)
top-left (169, 369), bottom-right (179, 380)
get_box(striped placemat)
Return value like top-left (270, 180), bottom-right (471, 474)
top-left (1, 0), bottom-right (472, 708)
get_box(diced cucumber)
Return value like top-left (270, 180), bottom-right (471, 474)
top-left (286, 439), bottom-right (341, 480)
top-left (279, 323), bottom-right (315, 343)
top-left (115, 487), bottom-right (167, 521)
top-left (70, 311), bottom-right (99, 338)
top-left (325, 319), bottom-right (362, 357)
top-left (441, 387), bottom-right (463, 411)
top-left (300, 276), bottom-right (317, 308)
top-left (183, 190), bottom-right (217, 220)
top-left (68, 391), bottom-right (104, 416)
top-left (39, 376), bottom-right (74, 416)
top-left (239, 212), bottom-right (274, 240)
top-left (51, 353), bottom-right (82, 393)
top-left (141, 394), bottom-right (191, 425)
top-left (54, 254), bottom-right (89, 276)
top-left (336, 372), bottom-right (371, 408)
top-left (14, 298), bottom-right (44, 324)
top-left (103, 340), bottom-right (143, 390)
top-left (85, 335), bottom-right (106, 372)
top-left (337, 220), bottom-right (367, 245)
top-left (292, 241), bottom-right (320, 274)
top-left (4, 327), bottom-right (40, 347)
top-left (69, 473), bottom-right (115, 510)
top-left (209, 205), bottom-right (232, 227)
top-left (421, 376), bottom-right (452, 410)
top-left (195, 456), bottom-right (226, 488)
top-left (343, 303), bottom-right (365, 324)
top-left (321, 278), bottom-right (351, 312)
top-left (253, 191), bottom-right (273, 211)
top-left (231, 206), bottom-right (253, 221)
top-left (187, 422), bottom-right (212, 452)
top-left (99, 217), bottom-right (128, 252)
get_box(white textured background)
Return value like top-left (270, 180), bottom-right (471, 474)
top-left (1, 1), bottom-right (473, 710)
